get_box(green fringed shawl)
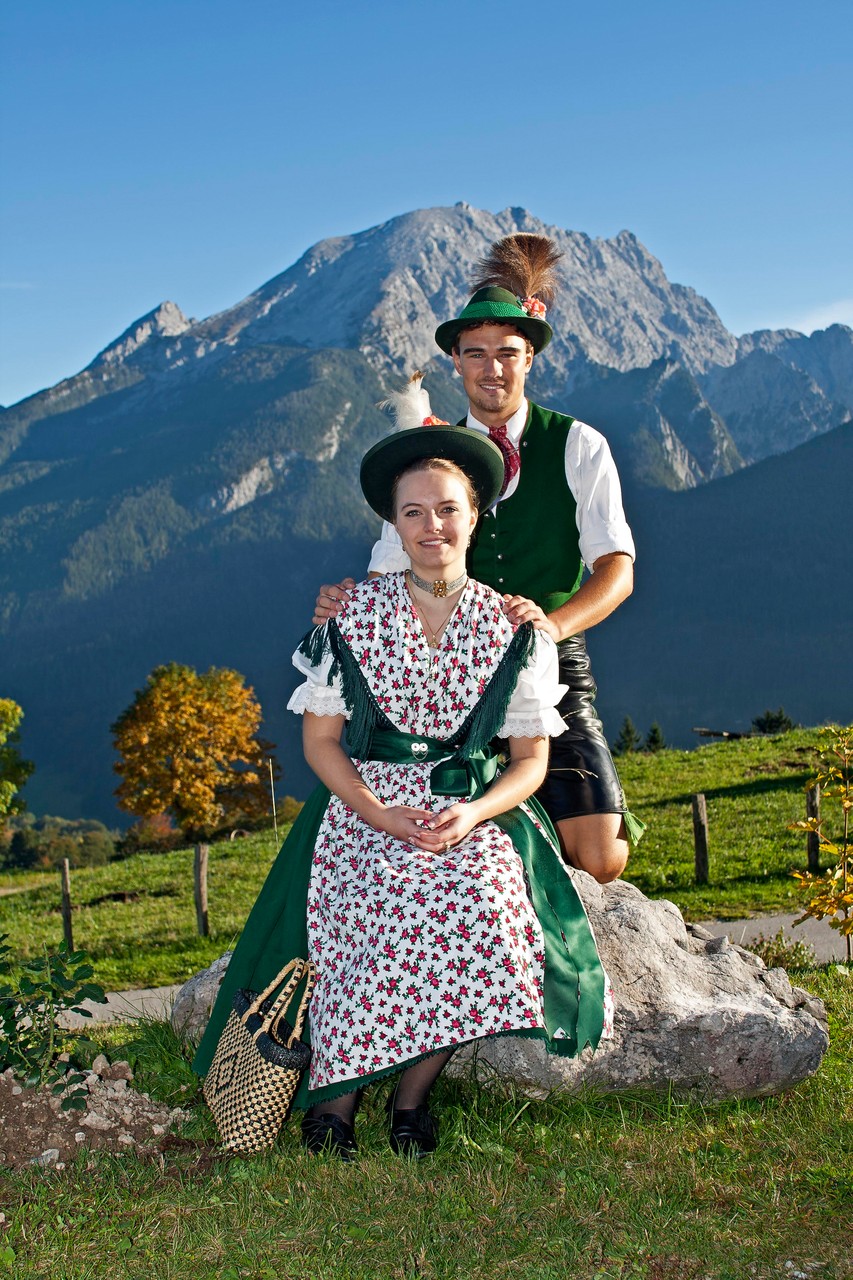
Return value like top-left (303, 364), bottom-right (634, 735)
top-left (297, 616), bottom-right (538, 760)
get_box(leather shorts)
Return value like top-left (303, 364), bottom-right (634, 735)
top-left (534, 633), bottom-right (626, 824)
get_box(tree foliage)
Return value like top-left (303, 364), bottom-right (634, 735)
top-left (1, 816), bottom-right (115, 870)
top-left (0, 698), bottom-right (34, 819)
top-left (752, 706), bottom-right (794, 734)
top-left (111, 663), bottom-right (278, 838)
top-left (613, 716), bottom-right (642, 756)
top-left (789, 723), bottom-right (853, 963)
top-left (644, 721), bottom-right (667, 753)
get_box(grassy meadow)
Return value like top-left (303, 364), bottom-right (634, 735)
top-left (0, 728), bottom-right (835, 989)
top-left (1, 728), bottom-right (851, 1278)
top-left (0, 967), bottom-right (850, 1279)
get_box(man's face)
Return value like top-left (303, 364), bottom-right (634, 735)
top-left (452, 324), bottom-right (533, 426)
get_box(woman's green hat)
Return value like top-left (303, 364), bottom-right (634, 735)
top-left (435, 285), bottom-right (553, 355)
top-left (360, 423), bottom-right (505, 523)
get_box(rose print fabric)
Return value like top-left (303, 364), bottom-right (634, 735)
top-left (287, 574), bottom-right (605, 1094)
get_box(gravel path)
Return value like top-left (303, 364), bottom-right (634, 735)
top-left (698, 912), bottom-right (847, 963)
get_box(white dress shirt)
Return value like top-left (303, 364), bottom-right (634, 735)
top-left (367, 401), bottom-right (636, 576)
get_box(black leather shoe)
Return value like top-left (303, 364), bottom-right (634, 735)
top-left (387, 1100), bottom-right (438, 1158)
top-left (301, 1112), bottom-right (357, 1160)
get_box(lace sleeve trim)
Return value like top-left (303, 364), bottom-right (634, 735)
top-left (497, 708), bottom-right (566, 739)
top-left (287, 684), bottom-right (350, 718)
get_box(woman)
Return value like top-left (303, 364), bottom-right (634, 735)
top-left (195, 403), bottom-right (609, 1159)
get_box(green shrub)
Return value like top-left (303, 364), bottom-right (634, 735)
top-left (117, 812), bottom-right (183, 857)
top-left (745, 927), bottom-right (817, 970)
top-left (1, 816), bottom-right (116, 869)
top-left (0, 933), bottom-right (107, 1109)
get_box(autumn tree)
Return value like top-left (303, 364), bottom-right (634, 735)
top-left (111, 664), bottom-right (278, 838)
top-left (0, 698), bottom-right (34, 822)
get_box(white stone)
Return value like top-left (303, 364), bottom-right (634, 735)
top-left (171, 951), bottom-right (232, 1041)
top-left (81, 1111), bottom-right (112, 1131)
top-left (31, 1149), bottom-right (60, 1166)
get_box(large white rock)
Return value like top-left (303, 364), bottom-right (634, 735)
top-left (174, 879), bottom-right (829, 1100)
top-left (453, 876), bottom-right (828, 1100)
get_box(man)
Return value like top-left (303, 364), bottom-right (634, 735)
top-left (316, 234), bottom-right (638, 883)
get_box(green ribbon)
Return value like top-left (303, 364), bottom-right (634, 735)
top-left (366, 727), bottom-right (499, 799)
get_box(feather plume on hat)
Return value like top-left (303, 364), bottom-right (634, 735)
top-left (471, 234), bottom-right (563, 307)
top-left (378, 371), bottom-right (448, 431)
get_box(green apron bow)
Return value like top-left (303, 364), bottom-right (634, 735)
top-left (365, 727), bottom-right (500, 799)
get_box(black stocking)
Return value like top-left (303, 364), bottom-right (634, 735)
top-left (393, 1049), bottom-right (454, 1110)
top-left (307, 1089), bottom-right (358, 1125)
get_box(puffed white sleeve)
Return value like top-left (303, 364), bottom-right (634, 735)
top-left (497, 631), bottom-right (567, 739)
top-left (286, 627), bottom-right (350, 718)
top-left (566, 421), bottom-right (636, 570)
top-left (367, 521), bottom-right (412, 574)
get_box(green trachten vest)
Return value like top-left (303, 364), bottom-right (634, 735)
top-left (467, 403), bottom-right (583, 614)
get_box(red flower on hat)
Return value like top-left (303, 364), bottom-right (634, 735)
top-left (421, 414), bottom-right (449, 426)
top-left (520, 296), bottom-right (547, 319)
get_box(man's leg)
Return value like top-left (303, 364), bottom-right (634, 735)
top-left (556, 812), bottom-right (628, 884)
top-left (537, 635), bottom-right (630, 884)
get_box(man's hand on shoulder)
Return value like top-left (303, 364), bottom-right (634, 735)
top-left (313, 578), bottom-right (357, 626)
top-left (502, 594), bottom-right (560, 643)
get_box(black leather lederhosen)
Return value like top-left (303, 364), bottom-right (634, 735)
top-left (534, 632), bottom-right (626, 824)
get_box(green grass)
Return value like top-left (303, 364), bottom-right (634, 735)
top-left (0, 729), bottom-right (839, 990)
top-left (617, 727), bottom-right (828, 919)
top-left (0, 967), bottom-right (850, 1279)
top-left (0, 827), bottom-right (286, 989)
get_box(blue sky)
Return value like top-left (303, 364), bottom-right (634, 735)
top-left (1, 0), bottom-right (851, 407)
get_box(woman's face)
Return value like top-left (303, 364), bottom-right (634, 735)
top-left (393, 469), bottom-right (477, 578)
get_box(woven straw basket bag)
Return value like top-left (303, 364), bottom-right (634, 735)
top-left (203, 956), bottom-right (316, 1154)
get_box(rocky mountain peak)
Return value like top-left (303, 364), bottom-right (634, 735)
top-left (183, 204), bottom-right (738, 385)
top-left (87, 301), bottom-right (193, 370)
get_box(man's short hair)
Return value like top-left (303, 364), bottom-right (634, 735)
top-left (451, 322), bottom-right (534, 358)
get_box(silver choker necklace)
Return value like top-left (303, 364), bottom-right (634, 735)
top-left (406, 568), bottom-right (468, 599)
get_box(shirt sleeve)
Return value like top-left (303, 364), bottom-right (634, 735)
top-left (286, 628), bottom-right (350, 718)
top-left (565, 421), bottom-right (636, 569)
top-left (497, 631), bottom-right (567, 739)
top-left (367, 521), bottom-right (411, 574)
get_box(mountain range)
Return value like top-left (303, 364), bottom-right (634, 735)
top-left (1, 203), bottom-right (850, 823)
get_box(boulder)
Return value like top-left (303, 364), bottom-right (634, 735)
top-left (173, 879), bottom-right (829, 1100)
top-left (453, 876), bottom-right (829, 1100)
top-left (170, 951), bottom-right (232, 1042)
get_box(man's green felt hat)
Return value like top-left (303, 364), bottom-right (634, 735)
top-left (435, 286), bottom-right (553, 355)
top-left (360, 424), bottom-right (505, 523)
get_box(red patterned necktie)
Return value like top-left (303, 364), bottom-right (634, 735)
top-left (487, 423), bottom-right (521, 497)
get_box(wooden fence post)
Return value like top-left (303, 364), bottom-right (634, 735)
top-left (194, 843), bottom-right (210, 938)
top-left (806, 785), bottom-right (821, 873)
top-left (691, 793), bottom-right (709, 885)
top-left (60, 857), bottom-right (74, 951)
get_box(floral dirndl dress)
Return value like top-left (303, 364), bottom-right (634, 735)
top-left (284, 574), bottom-right (610, 1103)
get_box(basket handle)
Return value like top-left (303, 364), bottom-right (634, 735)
top-left (243, 957), bottom-right (305, 1024)
top-left (271, 960), bottom-right (316, 1048)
